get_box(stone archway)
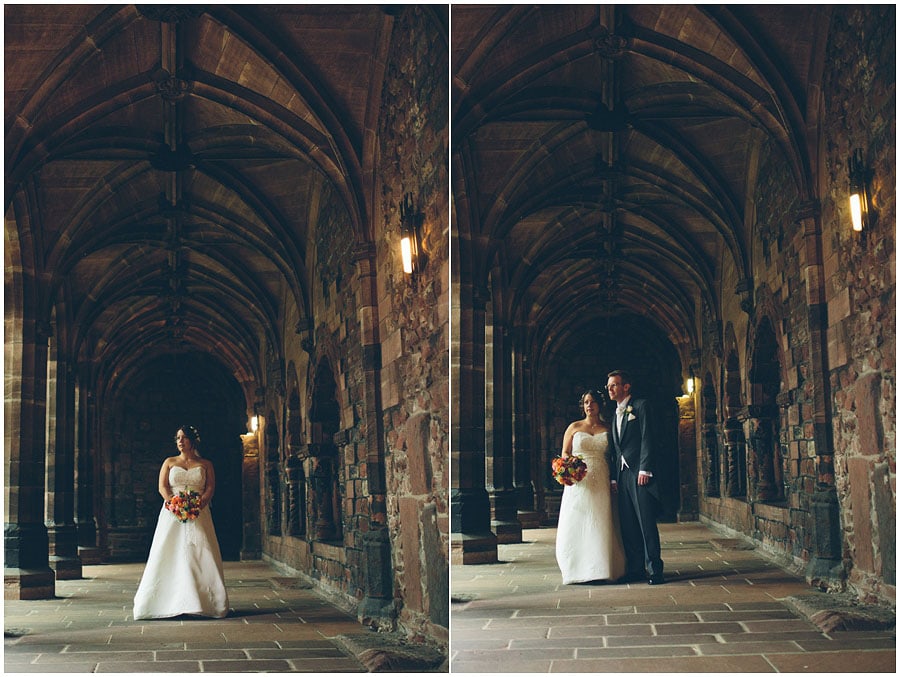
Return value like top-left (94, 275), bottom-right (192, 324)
top-left (308, 359), bottom-right (342, 542)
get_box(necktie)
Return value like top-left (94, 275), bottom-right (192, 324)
top-left (616, 405), bottom-right (628, 469)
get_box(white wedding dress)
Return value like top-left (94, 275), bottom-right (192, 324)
top-left (133, 465), bottom-right (229, 619)
top-left (555, 431), bottom-right (627, 584)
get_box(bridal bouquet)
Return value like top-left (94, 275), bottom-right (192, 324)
top-left (551, 455), bottom-right (588, 485)
top-left (166, 490), bottom-right (202, 522)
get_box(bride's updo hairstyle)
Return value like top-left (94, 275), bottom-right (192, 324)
top-left (177, 424), bottom-right (201, 451)
top-left (579, 389), bottom-right (610, 422)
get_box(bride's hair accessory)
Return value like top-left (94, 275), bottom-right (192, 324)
top-left (177, 424), bottom-right (201, 447)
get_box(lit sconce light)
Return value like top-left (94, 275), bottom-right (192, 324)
top-left (399, 192), bottom-right (422, 275)
top-left (848, 148), bottom-right (871, 233)
top-left (686, 375), bottom-right (695, 395)
top-left (250, 415), bottom-right (259, 432)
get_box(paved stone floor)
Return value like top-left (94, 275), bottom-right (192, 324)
top-left (450, 522), bottom-right (895, 673)
top-left (4, 560), bottom-right (384, 673)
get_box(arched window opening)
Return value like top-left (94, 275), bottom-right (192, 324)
top-left (265, 413), bottom-right (281, 536)
top-left (309, 360), bottom-right (342, 542)
top-left (701, 372), bottom-right (719, 497)
top-left (748, 318), bottom-right (784, 503)
top-left (723, 350), bottom-right (747, 497)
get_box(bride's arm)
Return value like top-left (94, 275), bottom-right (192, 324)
top-left (157, 458), bottom-right (174, 503)
top-left (200, 460), bottom-right (216, 509)
top-left (560, 424), bottom-right (575, 458)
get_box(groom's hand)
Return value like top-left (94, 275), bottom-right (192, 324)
top-left (637, 473), bottom-right (651, 486)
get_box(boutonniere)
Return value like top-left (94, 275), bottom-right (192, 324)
top-left (624, 405), bottom-right (636, 421)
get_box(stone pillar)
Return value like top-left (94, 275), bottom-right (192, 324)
top-left (451, 283), bottom-right (497, 563)
top-left (46, 348), bottom-right (82, 580)
top-left (240, 432), bottom-right (261, 559)
top-left (487, 317), bottom-right (522, 544)
top-left (677, 394), bottom-right (699, 521)
top-left (4, 318), bottom-right (55, 599)
top-left (723, 418), bottom-right (747, 497)
top-left (512, 327), bottom-right (541, 527)
top-left (796, 206), bottom-right (843, 579)
top-left (354, 244), bottom-right (393, 624)
top-left (748, 410), bottom-right (779, 502)
top-left (702, 423), bottom-right (720, 497)
top-left (75, 363), bottom-right (101, 564)
top-left (286, 457), bottom-right (305, 536)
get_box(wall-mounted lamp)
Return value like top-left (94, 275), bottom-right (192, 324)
top-left (848, 148), bottom-right (871, 233)
top-left (250, 415), bottom-right (259, 433)
top-left (399, 192), bottom-right (423, 275)
top-left (686, 375), bottom-right (695, 395)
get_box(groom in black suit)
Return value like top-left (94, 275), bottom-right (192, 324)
top-left (606, 370), bottom-right (665, 584)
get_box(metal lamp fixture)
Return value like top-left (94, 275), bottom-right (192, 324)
top-left (399, 192), bottom-right (422, 275)
top-left (848, 148), bottom-right (870, 233)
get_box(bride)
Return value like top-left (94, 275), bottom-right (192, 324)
top-left (555, 389), bottom-right (627, 584)
top-left (133, 424), bottom-right (229, 619)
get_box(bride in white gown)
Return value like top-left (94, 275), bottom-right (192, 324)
top-left (133, 425), bottom-right (229, 620)
top-left (556, 390), bottom-right (627, 584)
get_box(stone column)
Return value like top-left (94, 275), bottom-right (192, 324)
top-left (353, 244), bottom-right (393, 623)
top-left (4, 318), bottom-right (55, 599)
top-left (240, 431), bottom-right (261, 559)
top-left (747, 409), bottom-right (779, 502)
top-left (796, 205), bottom-right (842, 579)
top-left (723, 418), bottom-right (747, 497)
top-left (677, 393), bottom-right (699, 520)
top-left (46, 347), bottom-right (82, 580)
top-left (487, 317), bottom-right (522, 544)
top-left (75, 363), bottom-right (101, 564)
top-left (451, 283), bottom-right (497, 563)
top-left (512, 327), bottom-right (540, 527)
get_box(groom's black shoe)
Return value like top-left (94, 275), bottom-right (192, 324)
top-left (619, 571), bottom-right (646, 584)
top-left (648, 573), bottom-right (666, 585)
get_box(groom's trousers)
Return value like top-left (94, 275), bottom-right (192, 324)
top-left (617, 467), bottom-right (664, 577)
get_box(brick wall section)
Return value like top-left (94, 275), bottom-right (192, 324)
top-left (821, 6), bottom-right (896, 599)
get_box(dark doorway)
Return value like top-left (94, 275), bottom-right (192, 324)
top-left (547, 313), bottom-right (683, 522)
top-left (108, 351), bottom-right (246, 561)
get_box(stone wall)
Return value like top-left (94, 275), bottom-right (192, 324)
top-left (699, 7), bottom-right (895, 605)
top-left (376, 6), bottom-right (449, 641)
top-left (252, 6), bottom-right (449, 642)
top-left (821, 5), bottom-right (896, 602)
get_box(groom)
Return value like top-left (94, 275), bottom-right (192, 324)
top-left (606, 370), bottom-right (665, 585)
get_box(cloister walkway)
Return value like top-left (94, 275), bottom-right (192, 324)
top-left (450, 522), bottom-right (895, 673)
top-left (5, 559), bottom-right (444, 673)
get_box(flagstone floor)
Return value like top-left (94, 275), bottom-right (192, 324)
top-left (450, 522), bottom-right (895, 673)
top-left (5, 560), bottom-right (375, 673)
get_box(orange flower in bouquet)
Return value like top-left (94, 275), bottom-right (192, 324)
top-left (551, 455), bottom-right (588, 485)
top-left (166, 490), bottom-right (202, 522)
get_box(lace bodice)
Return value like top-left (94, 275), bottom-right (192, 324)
top-left (573, 431), bottom-right (609, 461)
top-left (169, 465), bottom-right (206, 494)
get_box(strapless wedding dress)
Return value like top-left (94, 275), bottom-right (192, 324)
top-left (133, 465), bottom-right (229, 619)
top-left (555, 431), bottom-right (627, 584)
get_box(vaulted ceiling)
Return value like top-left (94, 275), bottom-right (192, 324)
top-left (452, 5), bottom-right (831, 366)
top-left (5, 4), bottom-right (403, 391)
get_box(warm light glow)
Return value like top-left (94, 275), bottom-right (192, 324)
top-left (401, 235), bottom-right (414, 274)
top-left (686, 377), bottom-right (695, 395)
top-left (849, 192), bottom-right (864, 231)
top-left (251, 415), bottom-right (259, 432)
